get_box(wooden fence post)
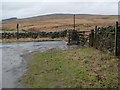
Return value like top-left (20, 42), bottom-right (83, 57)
top-left (94, 26), bottom-right (97, 49)
top-left (17, 23), bottom-right (19, 39)
top-left (115, 21), bottom-right (120, 56)
top-left (73, 14), bottom-right (75, 30)
top-left (89, 29), bottom-right (94, 47)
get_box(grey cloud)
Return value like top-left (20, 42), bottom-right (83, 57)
top-left (2, 2), bottom-right (118, 19)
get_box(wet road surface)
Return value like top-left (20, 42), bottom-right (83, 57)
top-left (1, 41), bottom-right (68, 88)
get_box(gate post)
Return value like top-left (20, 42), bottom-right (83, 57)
top-left (115, 21), bottom-right (120, 56)
top-left (94, 26), bottom-right (97, 49)
top-left (89, 29), bottom-right (94, 47)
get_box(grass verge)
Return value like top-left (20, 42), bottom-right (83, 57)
top-left (22, 48), bottom-right (119, 88)
top-left (1, 37), bottom-right (67, 43)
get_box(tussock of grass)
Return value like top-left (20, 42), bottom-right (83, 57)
top-left (23, 48), bottom-right (119, 88)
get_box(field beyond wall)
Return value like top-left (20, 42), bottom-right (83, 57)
top-left (2, 14), bottom-right (117, 32)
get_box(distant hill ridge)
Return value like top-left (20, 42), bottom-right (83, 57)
top-left (21, 13), bottom-right (116, 19)
top-left (2, 17), bottom-right (18, 22)
top-left (2, 14), bottom-right (117, 23)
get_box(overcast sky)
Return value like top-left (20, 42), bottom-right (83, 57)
top-left (1, 0), bottom-right (119, 20)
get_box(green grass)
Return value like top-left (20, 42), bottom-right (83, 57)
top-left (22, 48), bottom-right (119, 88)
